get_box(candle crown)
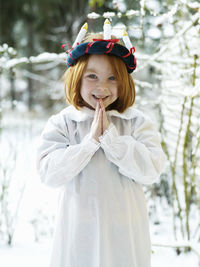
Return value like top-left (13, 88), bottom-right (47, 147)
top-left (82, 23), bottom-right (88, 30)
top-left (123, 29), bottom-right (128, 36)
top-left (65, 19), bottom-right (137, 73)
top-left (103, 19), bottom-right (111, 39)
top-left (72, 22), bottom-right (88, 47)
top-left (104, 19), bottom-right (111, 25)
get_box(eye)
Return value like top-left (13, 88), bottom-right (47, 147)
top-left (87, 74), bottom-right (97, 79)
top-left (109, 75), bottom-right (116, 81)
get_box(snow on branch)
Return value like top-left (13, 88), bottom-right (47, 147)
top-left (1, 51), bottom-right (198, 71)
top-left (136, 12), bottom-right (200, 72)
top-left (87, 2), bottom-right (191, 22)
top-left (87, 10), bottom-right (140, 20)
top-left (0, 10), bottom-right (199, 73)
top-left (134, 79), bottom-right (154, 89)
top-left (22, 70), bottom-right (52, 84)
top-left (0, 52), bottom-right (65, 70)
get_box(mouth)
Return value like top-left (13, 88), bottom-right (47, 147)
top-left (92, 95), bottom-right (109, 101)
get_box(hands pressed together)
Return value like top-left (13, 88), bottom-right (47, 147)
top-left (90, 99), bottom-right (110, 142)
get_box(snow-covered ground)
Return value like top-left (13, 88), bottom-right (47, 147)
top-left (0, 238), bottom-right (199, 267)
top-left (0, 113), bottom-right (199, 267)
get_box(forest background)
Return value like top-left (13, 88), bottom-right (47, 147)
top-left (0, 0), bottom-right (200, 266)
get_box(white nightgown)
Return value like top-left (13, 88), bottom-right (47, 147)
top-left (36, 105), bottom-right (166, 267)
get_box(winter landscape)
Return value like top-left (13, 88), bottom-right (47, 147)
top-left (0, 0), bottom-right (200, 266)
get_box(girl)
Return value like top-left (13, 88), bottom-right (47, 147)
top-left (37, 20), bottom-right (166, 267)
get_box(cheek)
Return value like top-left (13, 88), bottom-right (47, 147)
top-left (113, 85), bottom-right (119, 98)
top-left (80, 81), bottom-right (89, 97)
top-left (116, 86), bottom-right (119, 97)
top-left (81, 80), bottom-right (93, 93)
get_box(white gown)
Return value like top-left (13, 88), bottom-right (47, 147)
top-left (37, 105), bottom-right (166, 267)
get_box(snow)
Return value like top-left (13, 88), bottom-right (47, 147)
top-left (117, 12), bottom-right (122, 18)
top-left (0, 242), bottom-right (51, 267)
top-left (87, 12), bottom-right (100, 19)
top-left (0, 52), bottom-right (65, 70)
top-left (126, 9), bottom-right (140, 17)
top-left (145, 0), bottom-right (161, 13)
top-left (151, 246), bottom-right (199, 267)
top-left (147, 27), bottom-right (161, 39)
top-left (103, 11), bottom-right (115, 18)
top-left (187, 1), bottom-right (200, 9)
top-left (0, 239), bottom-right (199, 267)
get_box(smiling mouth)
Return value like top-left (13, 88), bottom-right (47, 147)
top-left (92, 95), bottom-right (109, 100)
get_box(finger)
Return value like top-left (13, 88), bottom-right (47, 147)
top-left (102, 106), bottom-right (109, 132)
top-left (97, 106), bottom-right (102, 123)
top-left (99, 108), bottom-right (103, 134)
top-left (99, 99), bottom-right (104, 109)
top-left (100, 100), bottom-right (107, 118)
top-left (96, 106), bottom-right (102, 130)
top-left (94, 101), bottom-right (99, 121)
top-left (102, 108), bottom-right (106, 129)
top-left (101, 102), bottom-right (107, 120)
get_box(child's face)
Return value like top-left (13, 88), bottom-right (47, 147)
top-left (80, 54), bottom-right (119, 110)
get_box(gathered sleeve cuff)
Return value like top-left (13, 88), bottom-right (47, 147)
top-left (99, 119), bottom-right (166, 185)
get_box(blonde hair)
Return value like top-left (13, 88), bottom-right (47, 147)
top-left (63, 33), bottom-right (135, 113)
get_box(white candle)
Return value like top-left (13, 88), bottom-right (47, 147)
top-left (72, 23), bottom-right (88, 48)
top-left (122, 29), bottom-right (133, 51)
top-left (104, 19), bottom-right (111, 39)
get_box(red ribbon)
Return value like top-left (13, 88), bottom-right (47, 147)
top-left (122, 46), bottom-right (136, 58)
top-left (61, 44), bottom-right (68, 49)
top-left (61, 43), bottom-right (73, 53)
top-left (127, 56), bottom-right (137, 70)
top-left (92, 39), bottom-right (119, 53)
top-left (130, 47), bottom-right (135, 54)
top-left (92, 38), bottom-right (119, 43)
top-left (85, 42), bottom-right (95, 53)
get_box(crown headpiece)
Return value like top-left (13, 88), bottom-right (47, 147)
top-left (63, 19), bottom-right (136, 73)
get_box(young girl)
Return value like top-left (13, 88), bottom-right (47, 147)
top-left (37, 20), bottom-right (166, 267)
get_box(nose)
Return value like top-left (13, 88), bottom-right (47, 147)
top-left (96, 80), bottom-right (109, 92)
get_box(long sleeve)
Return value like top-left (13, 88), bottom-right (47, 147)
top-left (36, 115), bottom-right (100, 188)
top-left (99, 115), bottom-right (166, 185)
